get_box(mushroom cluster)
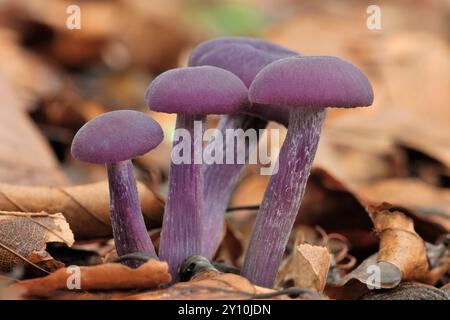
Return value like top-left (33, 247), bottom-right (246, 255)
top-left (71, 36), bottom-right (373, 287)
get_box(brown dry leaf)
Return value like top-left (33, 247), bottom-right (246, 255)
top-left (294, 168), bottom-right (448, 245)
top-left (334, 205), bottom-right (431, 293)
top-left (124, 271), bottom-right (278, 300)
top-left (277, 243), bottom-right (331, 292)
top-left (0, 211), bottom-right (74, 273)
top-left (360, 179), bottom-right (450, 232)
top-left (336, 253), bottom-right (402, 290)
top-left (0, 180), bottom-right (164, 240)
top-left (369, 205), bottom-right (430, 282)
top-left (9, 259), bottom-right (171, 299)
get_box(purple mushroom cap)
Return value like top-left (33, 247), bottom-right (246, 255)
top-left (145, 66), bottom-right (248, 115)
top-left (71, 110), bottom-right (163, 164)
top-left (188, 36), bottom-right (296, 67)
top-left (192, 43), bottom-right (296, 88)
top-left (249, 56), bottom-right (374, 109)
top-left (189, 39), bottom-right (298, 126)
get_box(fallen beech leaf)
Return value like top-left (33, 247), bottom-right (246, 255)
top-left (0, 211), bottom-right (74, 273)
top-left (0, 180), bottom-right (164, 239)
top-left (10, 259), bottom-right (171, 298)
top-left (124, 272), bottom-right (278, 300)
top-left (329, 241), bottom-right (447, 298)
top-left (293, 168), bottom-right (447, 245)
top-left (360, 179), bottom-right (450, 232)
top-left (276, 243), bottom-right (331, 292)
top-left (336, 253), bottom-right (402, 290)
top-left (369, 205), bottom-right (430, 282)
top-left (333, 205), bottom-right (432, 295)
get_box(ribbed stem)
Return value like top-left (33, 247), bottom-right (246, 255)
top-left (202, 114), bottom-right (267, 258)
top-left (159, 114), bottom-right (205, 281)
top-left (107, 160), bottom-right (157, 268)
top-left (241, 107), bottom-right (326, 287)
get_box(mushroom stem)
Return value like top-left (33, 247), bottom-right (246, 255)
top-left (159, 114), bottom-right (204, 280)
top-left (202, 114), bottom-right (267, 258)
top-left (241, 107), bottom-right (326, 287)
top-left (106, 160), bottom-right (157, 267)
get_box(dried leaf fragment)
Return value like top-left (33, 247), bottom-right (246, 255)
top-left (0, 211), bottom-right (74, 273)
top-left (277, 243), bottom-right (331, 292)
top-left (337, 254), bottom-right (402, 289)
top-left (125, 271), bottom-right (276, 300)
top-left (369, 205), bottom-right (430, 281)
top-left (361, 179), bottom-right (450, 233)
top-left (334, 205), bottom-right (431, 293)
top-left (10, 259), bottom-right (171, 298)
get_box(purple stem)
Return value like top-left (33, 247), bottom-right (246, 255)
top-left (202, 114), bottom-right (267, 258)
top-left (159, 114), bottom-right (204, 281)
top-left (107, 160), bottom-right (157, 268)
top-left (241, 107), bottom-right (326, 287)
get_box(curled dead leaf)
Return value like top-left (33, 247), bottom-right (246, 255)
top-left (9, 259), bottom-right (171, 299)
top-left (336, 253), bottom-right (402, 290)
top-left (0, 211), bottom-right (74, 273)
top-left (277, 243), bottom-right (331, 293)
top-left (369, 204), bottom-right (430, 282)
top-left (331, 205), bottom-right (431, 297)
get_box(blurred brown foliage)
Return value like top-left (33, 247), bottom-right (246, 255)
top-left (0, 0), bottom-right (448, 299)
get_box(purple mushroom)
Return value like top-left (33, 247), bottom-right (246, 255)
top-left (190, 37), bottom-right (298, 126)
top-left (188, 36), bottom-right (296, 67)
top-left (242, 56), bottom-right (374, 287)
top-left (189, 38), bottom-right (298, 258)
top-left (145, 66), bottom-right (248, 279)
top-left (71, 110), bottom-right (163, 267)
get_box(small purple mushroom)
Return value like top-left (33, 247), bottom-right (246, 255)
top-left (190, 37), bottom-right (298, 126)
top-left (242, 56), bottom-right (374, 287)
top-left (188, 36), bottom-right (296, 67)
top-left (145, 66), bottom-right (248, 279)
top-left (71, 110), bottom-right (163, 267)
top-left (189, 38), bottom-right (297, 258)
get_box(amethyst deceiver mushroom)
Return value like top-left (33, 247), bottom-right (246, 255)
top-left (189, 38), bottom-right (298, 258)
top-left (188, 36), bottom-right (296, 68)
top-left (190, 37), bottom-right (298, 125)
top-left (242, 56), bottom-right (374, 287)
top-left (71, 110), bottom-right (163, 267)
top-left (145, 66), bottom-right (248, 279)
